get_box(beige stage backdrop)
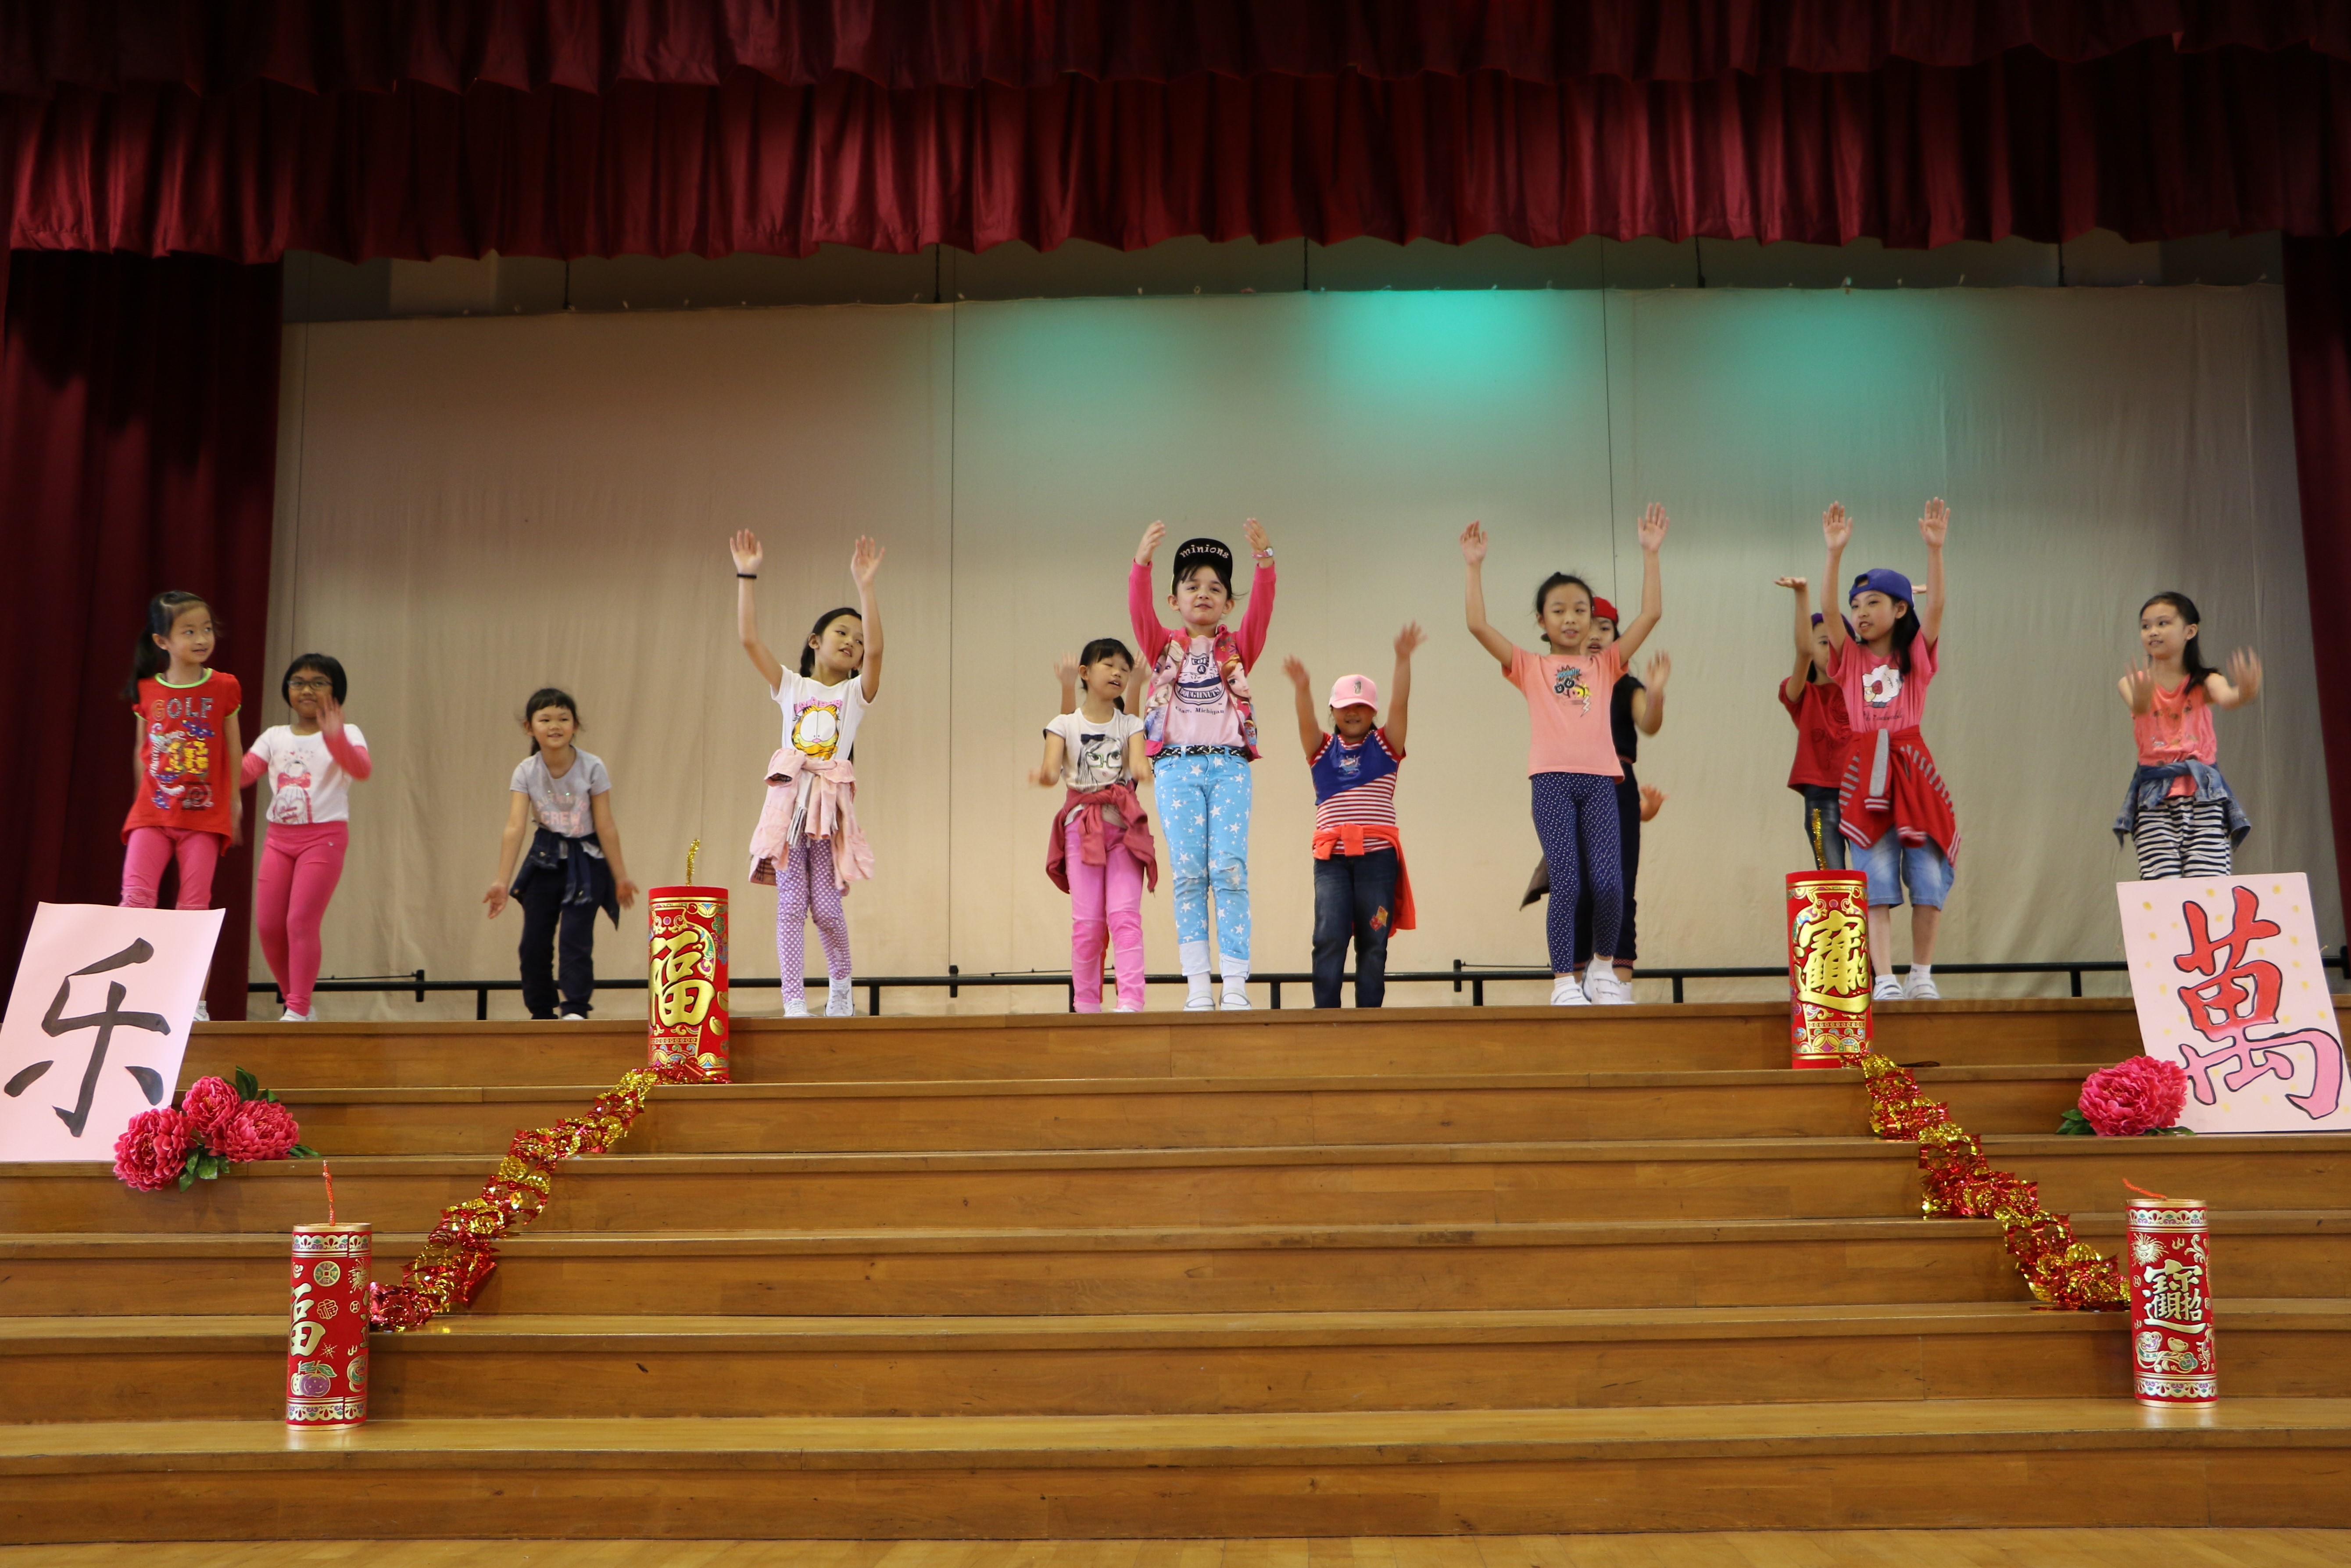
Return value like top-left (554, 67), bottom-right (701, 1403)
top-left (263, 285), bottom-right (2337, 1018)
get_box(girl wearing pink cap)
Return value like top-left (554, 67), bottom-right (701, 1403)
top-left (1818, 500), bottom-right (1956, 1001)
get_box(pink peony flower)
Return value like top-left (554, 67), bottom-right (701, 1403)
top-left (113, 1108), bottom-right (192, 1191)
top-left (176, 1075), bottom-right (242, 1143)
top-left (213, 1099), bottom-right (302, 1163)
top-left (2079, 1056), bottom-right (2190, 1137)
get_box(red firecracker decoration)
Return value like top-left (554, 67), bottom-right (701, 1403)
top-left (2126, 1196), bottom-right (2216, 1406)
top-left (288, 1222), bottom-right (372, 1428)
top-left (1787, 872), bottom-right (1872, 1068)
top-left (648, 885), bottom-right (730, 1084)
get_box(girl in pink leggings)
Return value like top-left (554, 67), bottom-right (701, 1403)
top-left (121, 591), bottom-right (243, 1019)
top-left (242, 655), bottom-right (371, 1022)
top-left (1037, 641), bottom-right (1157, 1012)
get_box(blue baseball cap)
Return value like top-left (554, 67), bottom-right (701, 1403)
top-left (1849, 567), bottom-right (1914, 606)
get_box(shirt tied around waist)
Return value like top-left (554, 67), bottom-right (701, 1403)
top-left (1047, 782), bottom-right (1159, 894)
top-left (1310, 822), bottom-right (1417, 932)
top-left (749, 748), bottom-right (874, 890)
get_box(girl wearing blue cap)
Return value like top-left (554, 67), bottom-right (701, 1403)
top-left (1818, 500), bottom-right (1956, 1001)
top-left (1130, 518), bottom-right (1278, 1010)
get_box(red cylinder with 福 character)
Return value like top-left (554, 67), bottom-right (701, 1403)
top-left (287, 1222), bottom-right (371, 1428)
top-left (1787, 872), bottom-right (1873, 1069)
top-left (649, 884), bottom-right (730, 1083)
top-left (2127, 1196), bottom-right (2216, 1407)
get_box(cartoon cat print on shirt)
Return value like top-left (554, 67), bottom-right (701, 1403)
top-left (791, 700), bottom-right (844, 759)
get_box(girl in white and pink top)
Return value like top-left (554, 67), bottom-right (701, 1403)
top-left (240, 654), bottom-right (371, 1021)
top-left (1128, 518), bottom-right (1277, 1010)
top-left (2114, 591), bottom-right (2261, 879)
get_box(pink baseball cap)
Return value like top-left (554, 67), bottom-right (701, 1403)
top-left (1327, 673), bottom-right (1379, 710)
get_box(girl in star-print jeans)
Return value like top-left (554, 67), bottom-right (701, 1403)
top-left (1128, 517), bottom-right (1278, 1011)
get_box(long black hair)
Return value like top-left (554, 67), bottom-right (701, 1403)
top-left (281, 653), bottom-right (348, 706)
top-left (122, 590), bottom-right (212, 700)
top-left (522, 687), bottom-right (579, 757)
top-left (1849, 576), bottom-right (1921, 675)
top-left (799, 607), bottom-right (863, 678)
top-left (1077, 637), bottom-right (1135, 690)
top-left (1531, 571), bottom-right (1596, 651)
top-left (2141, 591), bottom-right (2215, 687)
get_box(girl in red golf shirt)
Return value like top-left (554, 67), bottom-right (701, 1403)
top-left (1775, 575), bottom-right (1854, 870)
top-left (1819, 500), bottom-right (1955, 1002)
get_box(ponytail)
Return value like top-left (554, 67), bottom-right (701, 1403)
top-left (799, 607), bottom-right (863, 678)
top-left (2141, 592), bottom-right (2216, 687)
top-left (122, 591), bottom-right (211, 701)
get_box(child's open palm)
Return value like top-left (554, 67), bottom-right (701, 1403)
top-left (1636, 502), bottom-right (1670, 552)
top-left (1281, 655), bottom-right (1311, 690)
top-left (1917, 498), bottom-right (1950, 548)
top-left (1134, 519), bottom-right (1166, 566)
top-left (1394, 622), bottom-right (1428, 659)
top-left (1243, 517), bottom-right (1270, 555)
top-left (1459, 521), bottom-right (1489, 565)
top-left (1821, 503), bottom-right (1852, 551)
top-left (850, 536), bottom-right (885, 586)
top-left (730, 529), bottom-right (764, 575)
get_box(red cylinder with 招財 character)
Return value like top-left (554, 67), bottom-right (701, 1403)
top-left (287, 1222), bottom-right (371, 1428)
top-left (648, 884), bottom-right (729, 1083)
top-left (2127, 1196), bottom-right (2216, 1407)
top-left (1786, 872), bottom-right (1873, 1069)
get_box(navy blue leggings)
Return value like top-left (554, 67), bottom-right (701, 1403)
top-left (1532, 772), bottom-right (1623, 974)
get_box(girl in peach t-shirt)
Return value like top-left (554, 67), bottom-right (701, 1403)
top-left (1460, 506), bottom-right (1668, 1006)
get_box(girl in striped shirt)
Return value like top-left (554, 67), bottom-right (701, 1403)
top-left (1280, 623), bottom-right (1425, 1009)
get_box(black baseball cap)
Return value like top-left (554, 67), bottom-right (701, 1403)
top-left (1170, 537), bottom-right (1234, 594)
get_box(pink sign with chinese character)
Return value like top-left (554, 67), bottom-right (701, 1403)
top-left (2117, 873), bottom-right (2349, 1135)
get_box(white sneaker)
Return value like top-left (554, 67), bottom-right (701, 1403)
top-left (1550, 976), bottom-right (1589, 1006)
top-left (192, 1001), bottom-right (209, 1023)
top-left (279, 1009), bottom-right (311, 1024)
top-left (783, 997), bottom-right (810, 1019)
top-left (1589, 973), bottom-right (1634, 1005)
top-left (826, 981), bottom-right (855, 1018)
top-left (1906, 972), bottom-right (1941, 1001)
top-left (1871, 976), bottom-right (1906, 1002)
top-left (559, 1013), bottom-right (587, 1021)
top-left (1113, 1004), bottom-right (1140, 1013)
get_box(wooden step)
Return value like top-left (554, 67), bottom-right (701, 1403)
top-left (9, 1133), bottom-right (2343, 1236)
top-left (5, 1300), bottom-right (2341, 1422)
top-left (11, 1212), bottom-right (2342, 1318)
top-left (271, 1066), bottom-right (2091, 1157)
top-left (179, 999), bottom-right (2158, 1089)
top-left (5, 1400), bottom-right (2347, 1539)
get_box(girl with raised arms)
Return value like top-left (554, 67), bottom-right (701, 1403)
top-left (1129, 518), bottom-right (1277, 1010)
top-left (733, 530), bottom-right (885, 1018)
top-left (1461, 507), bottom-right (1667, 1006)
top-left (1818, 499), bottom-right (1955, 1001)
top-left (2113, 592), bottom-right (2260, 878)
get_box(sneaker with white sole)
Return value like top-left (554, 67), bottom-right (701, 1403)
top-left (783, 998), bottom-right (810, 1019)
top-left (279, 1009), bottom-right (311, 1024)
top-left (1219, 990), bottom-right (1251, 1011)
top-left (1871, 975), bottom-right (1906, 1002)
top-left (192, 1001), bottom-right (209, 1023)
top-left (1590, 973), bottom-right (1634, 1005)
top-left (826, 981), bottom-right (856, 1018)
top-left (559, 1013), bottom-right (588, 1021)
top-left (1184, 995), bottom-right (1216, 1012)
top-left (1906, 973), bottom-right (1941, 1001)
top-left (1550, 975), bottom-right (1590, 1006)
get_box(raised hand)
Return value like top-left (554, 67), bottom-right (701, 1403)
top-left (1775, 575), bottom-right (1808, 592)
top-left (2121, 662), bottom-right (2156, 714)
top-left (1282, 654), bottom-right (1311, 689)
top-left (1242, 516), bottom-right (1270, 555)
top-left (1636, 502), bottom-right (1669, 553)
top-left (1822, 503), bottom-right (1852, 551)
top-left (317, 696), bottom-right (346, 736)
top-left (1460, 520), bottom-right (1489, 566)
top-left (1639, 785), bottom-right (1667, 823)
top-left (1393, 621), bottom-right (1428, 659)
top-left (2228, 648), bottom-right (2263, 701)
top-left (1054, 651), bottom-right (1081, 685)
top-left (1645, 650), bottom-right (1672, 689)
top-left (1918, 497), bottom-right (1950, 548)
top-left (850, 535), bottom-right (885, 587)
top-left (730, 529), bottom-right (763, 575)
top-left (1134, 519), bottom-right (1166, 566)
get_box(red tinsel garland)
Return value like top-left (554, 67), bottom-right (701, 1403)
top-left (1855, 1050), bottom-right (2127, 1311)
top-left (368, 1062), bottom-right (692, 1331)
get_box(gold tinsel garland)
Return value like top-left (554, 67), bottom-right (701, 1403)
top-left (1854, 1049), bottom-right (2126, 1310)
top-left (367, 1062), bottom-right (691, 1331)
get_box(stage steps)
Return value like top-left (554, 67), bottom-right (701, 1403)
top-left (4, 1401), bottom-right (2347, 1540)
top-left (1, 998), bottom-right (2344, 1541)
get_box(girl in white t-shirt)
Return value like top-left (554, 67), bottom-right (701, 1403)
top-left (240, 655), bottom-right (372, 1022)
top-left (733, 528), bottom-right (886, 1018)
top-left (1034, 640), bottom-right (1156, 1012)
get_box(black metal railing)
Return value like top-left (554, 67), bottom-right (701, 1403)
top-left (253, 949), bottom-right (2351, 1018)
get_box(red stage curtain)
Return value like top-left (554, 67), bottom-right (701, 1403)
top-left (0, 250), bottom-right (283, 1019)
top-left (2, 0), bottom-right (2344, 95)
top-left (2285, 235), bottom-right (2351, 930)
top-left (7, 41), bottom-right (2351, 262)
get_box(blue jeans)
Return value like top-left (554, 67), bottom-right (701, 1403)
top-left (1156, 751), bottom-right (1252, 961)
top-left (1857, 830), bottom-right (1953, 909)
top-left (1312, 848), bottom-right (1398, 1008)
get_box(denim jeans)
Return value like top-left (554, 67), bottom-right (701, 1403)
top-left (1311, 848), bottom-right (1399, 1008)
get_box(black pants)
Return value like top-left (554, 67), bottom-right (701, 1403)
top-left (516, 872), bottom-right (600, 1018)
top-left (1572, 766), bottom-right (1642, 969)
top-left (1312, 848), bottom-right (1399, 1008)
top-left (1800, 784), bottom-right (1850, 870)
